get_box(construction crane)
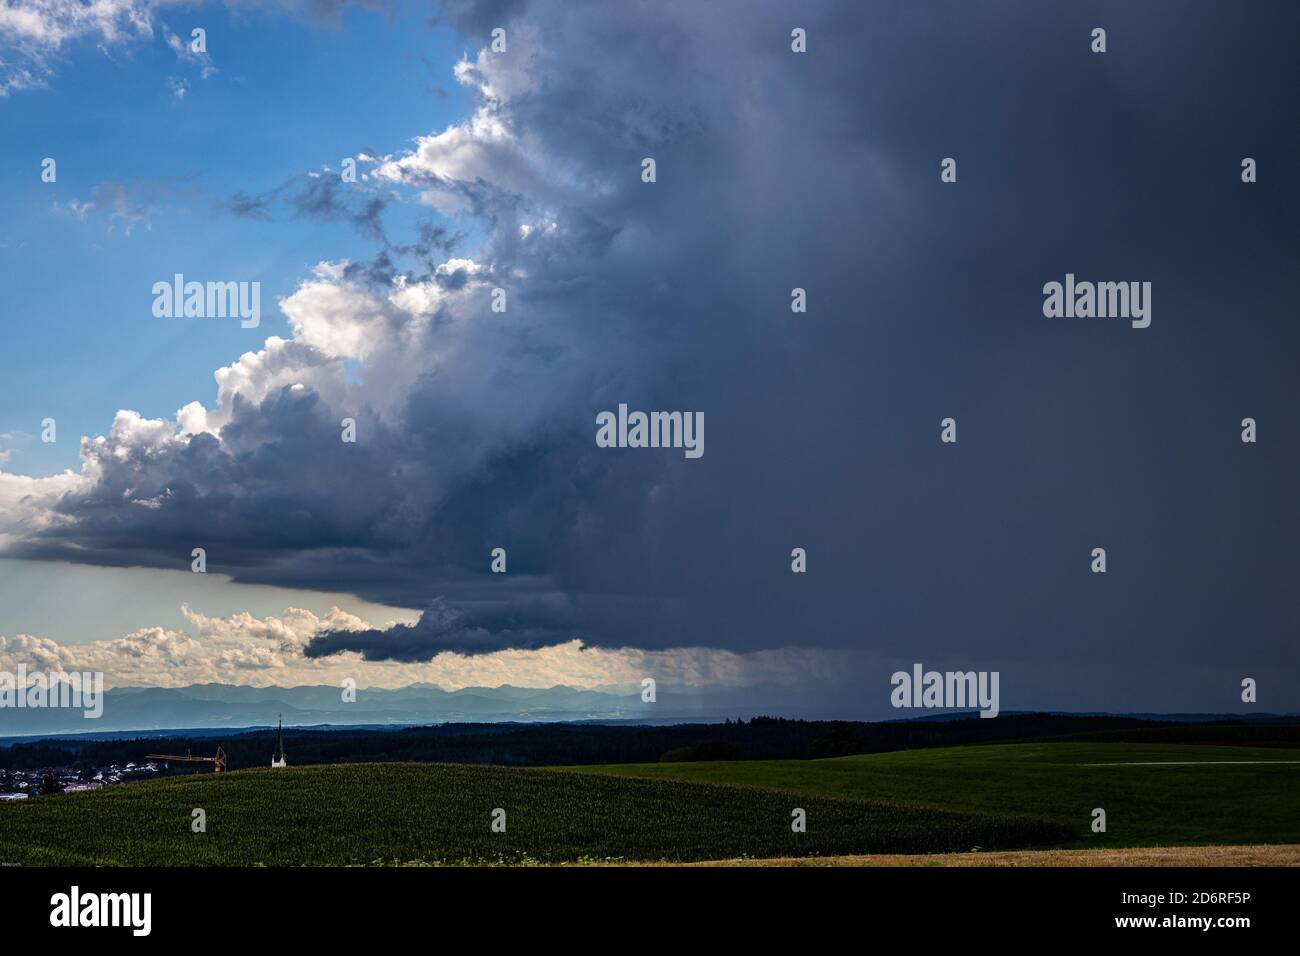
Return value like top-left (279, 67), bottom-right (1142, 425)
top-left (145, 746), bottom-right (227, 774)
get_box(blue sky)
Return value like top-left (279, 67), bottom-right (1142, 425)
top-left (1, 1), bottom-right (467, 477)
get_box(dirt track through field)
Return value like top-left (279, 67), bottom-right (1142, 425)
top-left (1082, 761), bottom-right (1300, 766)
top-left (659, 844), bottom-right (1300, 867)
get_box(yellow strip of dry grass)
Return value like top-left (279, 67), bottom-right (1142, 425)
top-left (642, 844), bottom-right (1300, 867)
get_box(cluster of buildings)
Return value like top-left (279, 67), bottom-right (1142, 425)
top-left (0, 717), bottom-right (288, 798)
top-left (0, 761), bottom-right (162, 799)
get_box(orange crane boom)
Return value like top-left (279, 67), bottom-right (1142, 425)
top-left (145, 746), bottom-right (227, 773)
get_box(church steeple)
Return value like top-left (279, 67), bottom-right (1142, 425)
top-left (271, 714), bottom-right (287, 768)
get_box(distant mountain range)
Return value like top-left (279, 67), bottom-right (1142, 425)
top-left (0, 682), bottom-right (765, 736)
top-left (2, 681), bottom-right (1293, 739)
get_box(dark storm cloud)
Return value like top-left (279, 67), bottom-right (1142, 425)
top-left (18, 1), bottom-right (1300, 710)
top-left (21, 384), bottom-right (421, 569)
top-left (305, 595), bottom-right (577, 659)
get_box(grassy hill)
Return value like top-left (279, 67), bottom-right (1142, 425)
top-left (0, 762), bottom-right (1068, 866)
top-left (571, 742), bottom-right (1300, 848)
top-left (4, 742), bottom-right (1293, 865)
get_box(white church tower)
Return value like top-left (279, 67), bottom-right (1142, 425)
top-left (271, 714), bottom-right (287, 768)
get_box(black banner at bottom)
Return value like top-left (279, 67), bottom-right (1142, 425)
top-left (1, 865), bottom-right (1287, 941)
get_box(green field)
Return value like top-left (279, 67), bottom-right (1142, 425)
top-left (2, 742), bottom-right (1294, 865)
top-left (0, 762), bottom-right (1068, 866)
top-left (571, 742), bottom-right (1300, 848)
